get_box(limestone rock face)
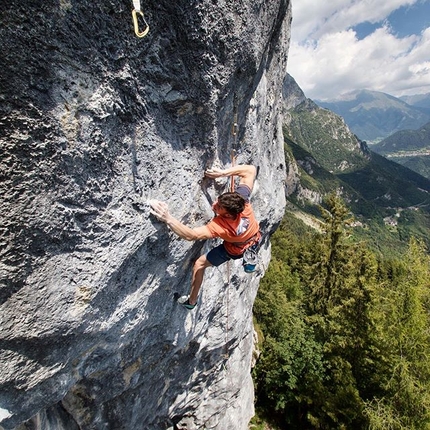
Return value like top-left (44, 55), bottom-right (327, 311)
top-left (282, 74), bottom-right (307, 112)
top-left (0, 1), bottom-right (291, 429)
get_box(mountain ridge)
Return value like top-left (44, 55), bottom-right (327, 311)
top-left (283, 77), bottom-right (430, 254)
top-left (373, 121), bottom-right (430, 153)
top-left (372, 121), bottom-right (430, 179)
top-left (400, 93), bottom-right (430, 111)
top-left (316, 89), bottom-right (430, 144)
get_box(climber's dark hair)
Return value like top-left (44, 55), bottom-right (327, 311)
top-left (218, 192), bottom-right (246, 216)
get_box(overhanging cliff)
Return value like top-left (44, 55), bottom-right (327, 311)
top-left (0, 1), bottom-right (291, 429)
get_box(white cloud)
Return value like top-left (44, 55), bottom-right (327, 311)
top-left (288, 0), bottom-right (430, 100)
top-left (293, 0), bottom-right (418, 42)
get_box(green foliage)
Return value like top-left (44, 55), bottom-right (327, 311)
top-left (286, 102), bottom-right (368, 174)
top-left (284, 100), bottom-right (430, 257)
top-left (337, 152), bottom-right (430, 209)
top-left (253, 254), bottom-right (325, 426)
top-left (249, 410), bottom-right (281, 430)
top-left (394, 155), bottom-right (430, 180)
top-left (398, 209), bottom-right (430, 248)
top-left (373, 121), bottom-right (430, 154)
top-left (253, 197), bottom-right (430, 430)
top-left (364, 239), bottom-right (430, 429)
top-left (286, 134), bottom-right (430, 255)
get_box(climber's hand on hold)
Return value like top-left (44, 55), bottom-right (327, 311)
top-left (205, 167), bottom-right (226, 179)
top-left (149, 199), bottom-right (211, 241)
top-left (149, 200), bottom-right (170, 223)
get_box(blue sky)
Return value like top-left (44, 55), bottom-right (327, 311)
top-left (288, 0), bottom-right (430, 101)
top-left (354, 2), bottom-right (430, 39)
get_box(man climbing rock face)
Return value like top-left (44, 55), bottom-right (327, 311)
top-left (149, 164), bottom-right (260, 310)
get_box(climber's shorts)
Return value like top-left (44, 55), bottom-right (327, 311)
top-left (206, 243), bottom-right (242, 267)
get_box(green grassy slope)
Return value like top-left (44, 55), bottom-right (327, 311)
top-left (284, 100), bottom-right (430, 256)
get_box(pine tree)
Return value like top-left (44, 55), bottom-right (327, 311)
top-left (364, 238), bottom-right (430, 429)
top-left (297, 194), bottom-right (379, 428)
top-left (253, 217), bottom-right (325, 428)
top-left (253, 196), bottom-right (430, 429)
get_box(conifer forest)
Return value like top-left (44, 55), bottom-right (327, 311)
top-left (252, 194), bottom-right (430, 430)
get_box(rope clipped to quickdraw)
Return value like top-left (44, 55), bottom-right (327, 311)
top-left (229, 98), bottom-right (239, 193)
top-left (132, 0), bottom-right (149, 38)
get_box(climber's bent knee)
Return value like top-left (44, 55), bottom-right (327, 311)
top-left (194, 253), bottom-right (212, 269)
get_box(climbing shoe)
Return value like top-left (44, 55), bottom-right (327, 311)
top-left (177, 295), bottom-right (196, 310)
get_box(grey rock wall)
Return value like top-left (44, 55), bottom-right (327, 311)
top-left (282, 74), bottom-right (307, 112)
top-left (0, 1), bottom-right (291, 429)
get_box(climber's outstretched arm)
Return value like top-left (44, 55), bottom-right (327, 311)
top-left (205, 164), bottom-right (256, 190)
top-left (149, 200), bottom-right (212, 241)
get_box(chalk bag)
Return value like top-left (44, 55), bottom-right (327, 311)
top-left (243, 247), bottom-right (258, 273)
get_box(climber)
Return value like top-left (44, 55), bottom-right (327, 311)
top-left (149, 164), bottom-right (261, 310)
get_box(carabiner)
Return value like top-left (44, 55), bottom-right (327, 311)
top-left (132, 9), bottom-right (149, 38)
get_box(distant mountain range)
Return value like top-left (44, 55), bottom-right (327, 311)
top-left (316, 90), bottom-right (430, 144)
top-left (374, 121), bottom-right (430, 153)
top-left (372, 121), bottom-right (430, 179)
top-left (283, 75), bottom-right (430, 255)
top-left (400, 94), bottom-right (430, 110)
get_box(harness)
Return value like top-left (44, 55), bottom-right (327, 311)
top-left (231, 231), bottom-right (261, 249)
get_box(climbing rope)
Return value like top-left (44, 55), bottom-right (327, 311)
top-left (224, 104), bottom-right (239, 361)
top-left (132, 0), bottom-right (149, 38)
top-left (229, 105), bottom-right (238, 193)
top-left (224, 258), bottom-right (231, 361)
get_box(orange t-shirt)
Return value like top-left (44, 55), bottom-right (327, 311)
top-left (206, 186), bottom-right (260, 256)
